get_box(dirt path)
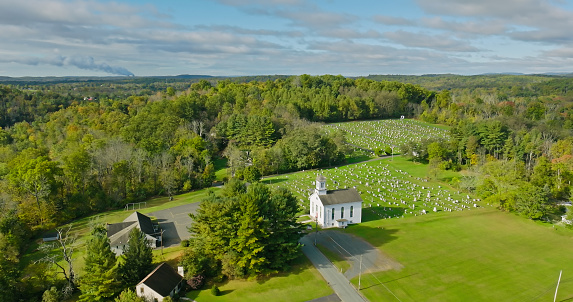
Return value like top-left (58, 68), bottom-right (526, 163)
top-left (312, 230), bottom-right (402, 280)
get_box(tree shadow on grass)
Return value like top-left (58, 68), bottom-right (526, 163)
top-left (314, 226), bottom-right (401, 280)
top-left (261, 178), bottom-right (289, 185)
top-left (362, 205), bottom-right (408, 223)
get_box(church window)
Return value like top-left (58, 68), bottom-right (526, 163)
top-left (332, 208), bottom-right (335, 220)
top-left (341, 207), bottom-right (344, 219)
top-left (350, 206), bottom-right (354, 218)
top-left (321, 182), bottom-right (325, 188)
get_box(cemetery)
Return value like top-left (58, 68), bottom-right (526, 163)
top-left (268, 156), bottom-right (478, 223)
top-left (323, 119), bottom-right (449, 152)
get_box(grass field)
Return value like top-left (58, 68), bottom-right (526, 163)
top-left (186, 254), bottom-right (333, 302)
top-left (266, 154), bottom-right (573, 301)
top-left (344, 208), bottom-right (573, 301)
top-left (324, 119), bottom-right (450, 152)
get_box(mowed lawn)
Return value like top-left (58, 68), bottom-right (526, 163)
top-left (186, 255), bottom-right (333, 302)
top-left (347, 209), bottom-right (573, 301)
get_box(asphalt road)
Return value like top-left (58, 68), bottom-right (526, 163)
top-left (300, 235), bottom-right (367, 302)
top-left (148, 202), bottom-right (200, 247)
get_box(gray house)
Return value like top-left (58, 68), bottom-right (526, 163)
top-left (106, 211), bottom-right (159, 255)
top-left (136, 263), bottom-right (185, 302)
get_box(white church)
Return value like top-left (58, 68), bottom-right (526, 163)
top-left (309, 175), bottom-right (363, 228)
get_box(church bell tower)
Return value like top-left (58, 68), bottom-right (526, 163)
top-left (315, 175), bottom-right (327, 195)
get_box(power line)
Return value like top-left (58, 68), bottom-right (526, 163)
top-left (325, 233), bottom-right (403, 302)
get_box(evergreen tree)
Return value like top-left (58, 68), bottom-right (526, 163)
top-left (78, 226), bottom-right (118, 301)
top-left (186, 182), bottom-right (302, 279)
top-left (117, 228), bottom-right (153, 286)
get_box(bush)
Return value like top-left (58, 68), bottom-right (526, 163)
top-left (374, 148), bottom-right (384, 157)
top-left (187, 274), bottom-right (205, 290)
top-left (211, 285), bottom-right (221, 296)
top-left (385, 146), bottom-right (392, 155)
top-left (180, 239), bottom-right (190, 247)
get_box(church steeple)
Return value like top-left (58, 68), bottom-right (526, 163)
top-left (315, 175), bottom-right (327, 195)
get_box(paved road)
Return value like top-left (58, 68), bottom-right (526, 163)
top-left (300, 235), bottom-right (367, 302)
top-left (148, 202), bottom-right (201, 247)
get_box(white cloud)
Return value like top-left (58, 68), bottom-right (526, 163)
top-left (383, 30), bottom-right (480, 52)
top-left (373, 15), bottom-right (416, 26)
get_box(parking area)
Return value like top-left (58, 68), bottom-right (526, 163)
top-left (148, 202), bottom-right (201, 247)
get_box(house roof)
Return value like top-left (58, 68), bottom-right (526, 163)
top-left (138, 263), bottom-right (183, 297)
top-left (106, 211), bottom-right (157, 247)
top-left (317, 188), bottom-right (362, 205)
top-left (124, 211), bottom-right (156, 235)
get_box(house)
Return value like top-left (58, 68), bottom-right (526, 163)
top-left (136, 263), bottom-right (185, 302)
top-left (106, 211), bottom-right (159, 255)
top-left (309, 175), bottom-right (362, 228)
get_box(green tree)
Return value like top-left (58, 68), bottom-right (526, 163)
top-left (114, 288), bottom-right (145, 302)
top-left (42, 287), bottom-right (61, 302)
top-left (242, 165), bottom-right (262, 183)
top-left (117, 228), bottom-right (153, 287)
top-left (8, 155), bottom-right (62, 226)
top-left (188, 183), bottom-right (302, 279)
top-left (79, 226), bottom-right (118, 301)
top-left (516, 183), bottom-right (548, 219)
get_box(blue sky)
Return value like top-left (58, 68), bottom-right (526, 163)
top-left (1, 0), bottom-right (573, 76)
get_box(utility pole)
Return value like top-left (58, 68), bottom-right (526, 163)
top-left (391, 146), bottom-right (394, 161)
top-left (160, 229), bottom-right (165, 255)
top-left (358, 254), bottom-right (363, 290)
top-left (554, 270), bottom-right (562, 302)
top-left (314, 213), bottom-right (318, 246)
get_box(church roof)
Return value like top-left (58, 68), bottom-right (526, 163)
top-left (316, 174), bottom-right (327, 182)
top-left (317, 188), bottom-right (362, 205)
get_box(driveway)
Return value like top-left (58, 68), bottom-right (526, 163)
top-left (148, 202), bottom-right (201, 247)
top-left (301, 235), bottom-right (367, 302)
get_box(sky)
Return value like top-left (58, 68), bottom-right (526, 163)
top-left (1, 0), bottom-right (573, 77)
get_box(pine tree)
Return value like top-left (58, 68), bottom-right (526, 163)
top-left (78, 226), bottom-right (118, 301)
top-left (117, 228), bottom-right (153, 286)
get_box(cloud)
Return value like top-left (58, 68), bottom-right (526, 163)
top-left (383, 30), bottom-right (480, 52)
top-left (415, 0), bottom-right (573, 44)
top-left (373, 15), bottom-right (416, 26)
top-left (276, 9), bottom-right (357, 30)
top-left (421, 17), bottom-right (506, 36)
top-left (215, 0), bottom-right (303, 6)
top-left (12, 56), bottom-right (134, 76)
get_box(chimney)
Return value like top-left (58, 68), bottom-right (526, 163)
top-left (177, 266), bottom-right (185, 278)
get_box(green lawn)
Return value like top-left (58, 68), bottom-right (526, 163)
top-left (265, 155), bottom-right (573, 301)
top-left (186, 255), bottom-right (333, 302)
top-left (316, 243), bottom-right (351, 274)
top-left (214, 157), bottom-right (229, 181)
top-left (345, 209), bottom-right (573, 301)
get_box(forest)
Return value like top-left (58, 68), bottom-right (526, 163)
top-left (1, 73), bottom-right (573, 300)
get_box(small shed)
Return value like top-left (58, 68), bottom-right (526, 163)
top-left (42, 230), bottom-right (60, 242)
